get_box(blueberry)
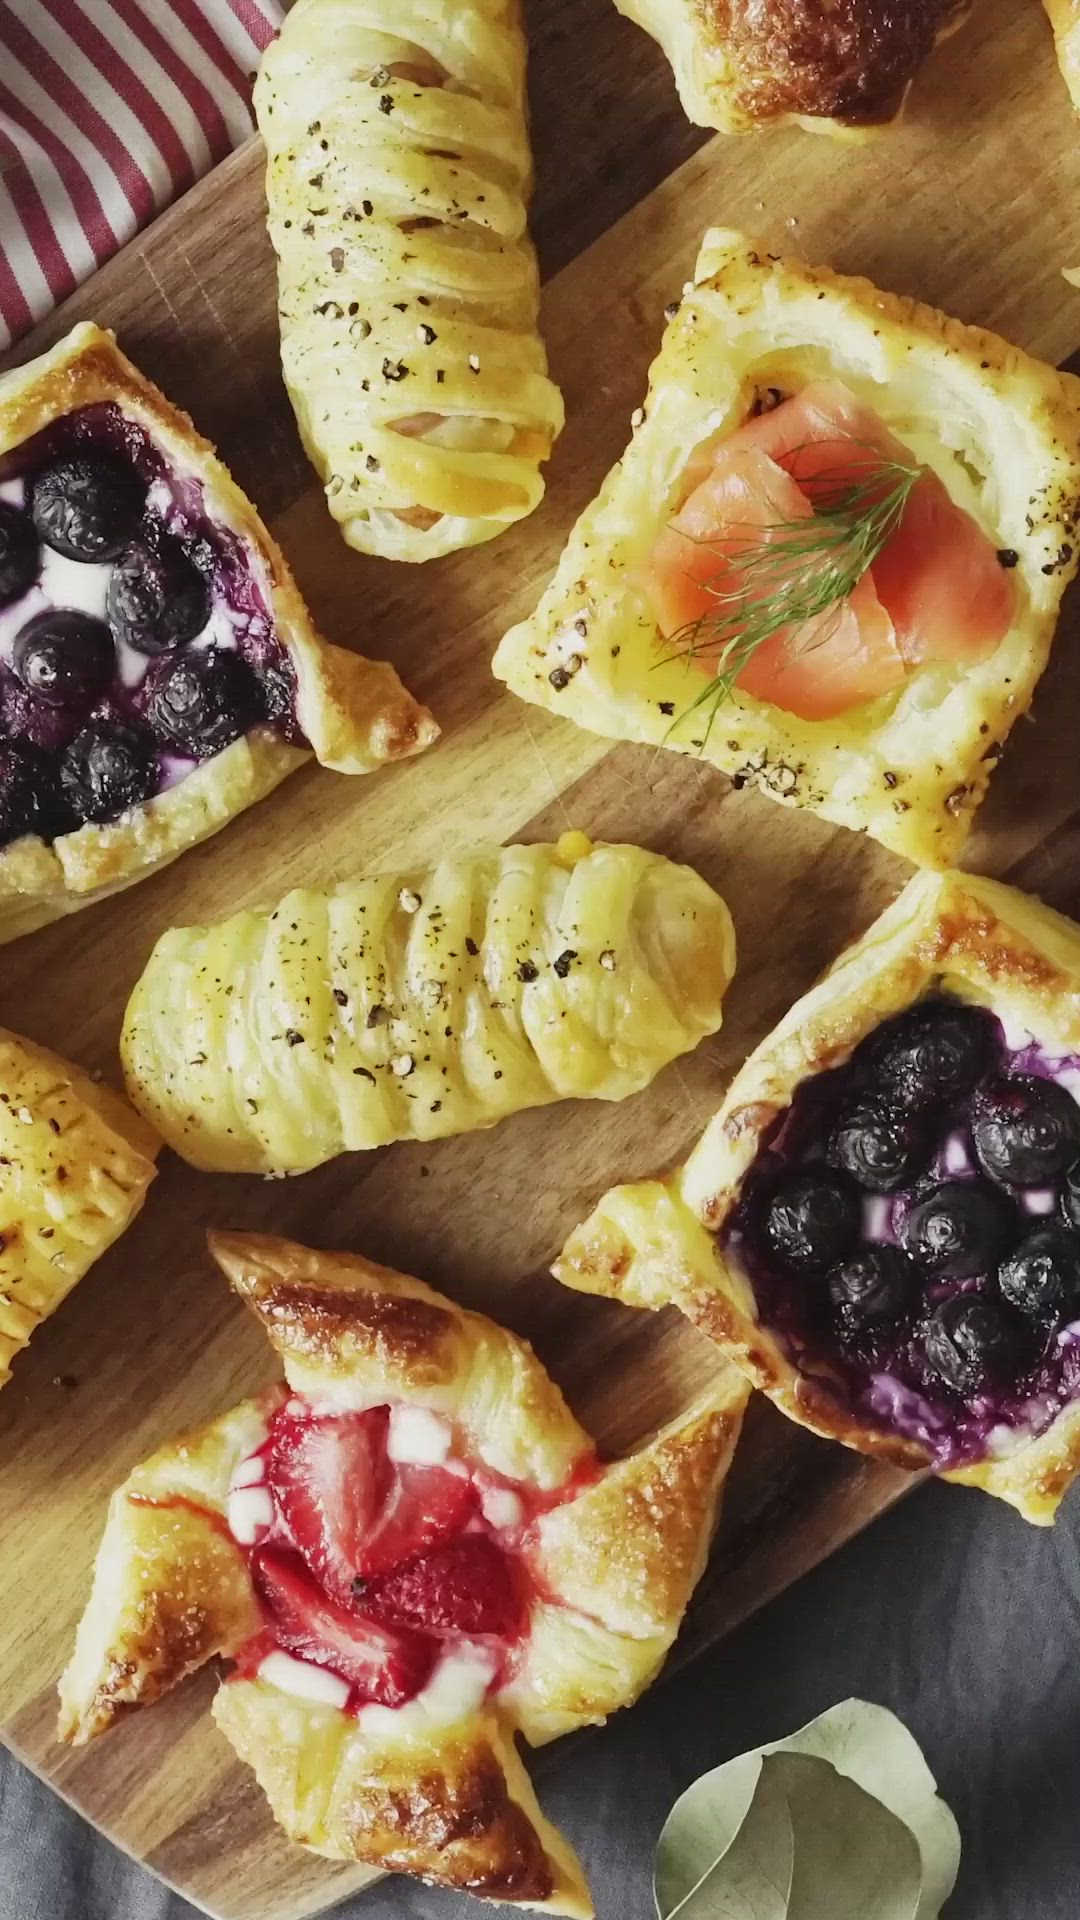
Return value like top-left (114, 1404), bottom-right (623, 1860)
top-left (145, 649), bottom-right (261, 759)
top-left (0, 502), bottom-right (38, 607)
top-left (60, 721), bottom-right (158, 824)
top-left (31, 455), bottom-right (144, 562)
top-left (0, 741), bottom-right (63, 846)
top-left (922, 1295), bottom-right (1030, 1395)
top-left (107, 539), bottom-right (210, 655)
top-left (1062, 1164), bottom-right (1080, 1233)
top-left (826, 1097), bottom-right (926, 1193)
top-left (998, 1225), bottom-right (1080, 1323)
top-left (971, 1074), bottom-right (1080, 1187)
top-left (12, 610), bottom-right (114, 711)
top-left (828, 1245), bottom-right (915, 1324)
top-left (866, 999), bottom-right (997, 1110)
top-left (762, 1168), bottom-right (860, 1275)
top-left (901, 1179), bottom-right (1011, 1278)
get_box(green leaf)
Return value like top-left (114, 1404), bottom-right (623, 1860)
top-left (657, 1762), bottom-right (793, 1920)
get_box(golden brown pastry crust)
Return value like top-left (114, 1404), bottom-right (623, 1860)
top-left (556, 870), bottom-right (1080, 1524)
top-left (0, 1027), bottom-right (158, 1389)
top-left (60, 1232), bottom-right (748, 1911)
top-left (0, 323), bottom-right (437, 944)
top-left (1043, 0), bottom-right (1080, 112)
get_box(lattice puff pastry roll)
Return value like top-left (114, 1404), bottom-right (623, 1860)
top-left (120, 831), bottom-right (736, 1173)
top-left (254, 0), bottom-right (564, 562)
top-left (616, 0), bottom-right (968, 136)
top-left (59, 1232), bottom-right (747, 1913)
top-left (494, 230), bottom-right (1080, 869)
top-left (0, 324), bottom-right (436, 945)
top-left (0, 1027), bottom-right (157, 1389)
top-left (556, 869), bottom-right (1080, 1525)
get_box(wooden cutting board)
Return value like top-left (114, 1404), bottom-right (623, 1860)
top-left (1, 1), bottom-right (1079, 1915)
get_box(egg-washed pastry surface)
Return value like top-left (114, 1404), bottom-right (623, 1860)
top-left (0, 323), bottom-right (436, 945)
top-left (494, 230), bottom-right (1080, 870)
top-left (120, 831), bottom-right (736, 1173)
top-left (616, 0), bottom-right (968, 136)
top-left (254, 0), bottom-right (564, 563)
top-left (1044, 0), bottom-right (1080, 111)
top-left (59, 1231), bottom-right (747, 1913)
top-left (0, 1027), bottom-right (158, 1390)
top-left (555, 870), bottom-right (1080, 1524)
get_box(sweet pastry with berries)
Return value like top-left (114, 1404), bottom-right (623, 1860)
top-left (120, 831), bottom-right (736, 1173)
top-left (0, 323), bottom-right (436, 943)
top-left (0, 1026), bottom-right (157, 1389)
top-left (494, 230), bottom-right (1080, 868)
top-left (557, 870), bottom-right (1080, 1523)
top-left (59, 1233), bottom-right (746, 1911)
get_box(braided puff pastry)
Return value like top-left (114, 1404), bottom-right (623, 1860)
top-left (59, 1232), bottom-right (748, 1913)
top-left (494, 230), bottom-right (1080, 870)
top-left (254, 0), bottom-right (564, 562)
top-left (0, 324), bottom-right (436, 945)
top-left (120, 831), bottom-right (736, 1173)
top-left (556, 870), bottom-right (1080, 1524)
top-left (0, 1028), bottom-right (157, 1388)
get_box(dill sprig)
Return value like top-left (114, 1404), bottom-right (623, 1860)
top-left (658, 446), bottom-right (924, 747)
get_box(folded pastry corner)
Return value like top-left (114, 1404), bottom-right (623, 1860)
top-left (557, 869), bottom-right (1080, 1524)
top-left (0, 321), bottom-right (436, 944)
top-left (59, 1231), bottom-right (747, 1911)
top-left (1043, 0), bottom-right (1080, 114)
top-left (494, 229), bottom-right (1080, 869)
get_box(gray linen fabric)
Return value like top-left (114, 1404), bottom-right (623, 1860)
top-left (3, 1478), bottom-right (1076, 1919)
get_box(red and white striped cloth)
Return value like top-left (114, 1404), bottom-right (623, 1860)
top-left (0, 0), bottom-right (284, 351)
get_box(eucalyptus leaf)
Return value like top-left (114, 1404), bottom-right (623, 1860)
top-left (769, 1752), bottom-right (921, 1920)
top-left (654, 1753), bottom-right (763, 1917)
top-left (656, 1762), bottom-right (793, 1920)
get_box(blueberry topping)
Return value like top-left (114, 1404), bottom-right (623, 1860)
top-left (762, 1168), bottom-right (860, 1275)
top-left (922, 1294), bottom-right (1029, 1395)
top-left (998, 1225), bottom-right (1080, 1323)
top-left (0, 501), bottom-right (38, 607)
top-left (0, 740), bottom-right (64, 846)
top-left (827, 1097), bottom-right (926, 1192)
top-left (901, 1179), bottom-right (1011, 1278)
top-left (145, 649), bottom-right (261, 759)
top-left (971, 1074), bottom-right (1080, 1188)
top-left (11, 610), bottom-right (114, 711)
top-left (107, 539), bottom-right (210, 655)
top-left (867, 999), bottom-right (997, 1110)
top-left (31, 455), bottom-right (145, 563)
top-left (828, 1245), bottom-right (914, 1324)
top-left (60, 721), bottom-right (158, 823)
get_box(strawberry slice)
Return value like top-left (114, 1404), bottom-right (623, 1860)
top-left (358, 1463), bottom-right (479, 1577)
top-left (269, 1407), bottom-right (388, 1602)
top-left (252, 1547), bottom-right (436, 1706)
top-left (362, 1535), bottom-right (527, 1639)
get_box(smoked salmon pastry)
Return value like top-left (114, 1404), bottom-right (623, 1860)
top-left (0, 1025), bottom-right (158, 1391)
top-left (59, 1232), bottom-right (747, 1911)
top-left (493, 231), bottom-right (1080, 869)
top-left (120, 831), bottom-right (736, 1174)
top-left (254, 0), bottom-right (564, 562)
top-left (0, 323), bottom-right (436, 944)
top-left (556, 869), bottom-right (1080, 1524)
top-left (613, 0), bottom-right (968, 135)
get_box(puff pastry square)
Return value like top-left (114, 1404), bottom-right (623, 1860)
top-left (0, 1027), bottom-right (157, 1388)
top-left (59, 1232), bottom-right (748, 1912)
top-left (556, 869), bottom-right (1080, 1524)
top-left (493, 230), bottom-right (1080, 869)
top-left (0, 322), bottom-right (437, 943)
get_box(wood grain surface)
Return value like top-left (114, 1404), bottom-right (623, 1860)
top-left (2, 0), bottom-right (1080, 1915)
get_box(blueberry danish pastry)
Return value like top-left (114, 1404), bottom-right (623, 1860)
top-left (120, 832), bottom-right (736, 1173)
top-left (59, 1232), bottom-right (747, 1911)
top-left (558, 871), bottom-right (1080, 1522)
top-left (254, 0), bottom-right (564, 561)
top-left (0, 323), bottom-right (436, 943)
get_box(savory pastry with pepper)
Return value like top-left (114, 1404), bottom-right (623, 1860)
top-left (0, 1026), bottom-right (158, 1390)
top-left (557, 870), bottom-right (1080, 1523)
top-left (0, 324), bottom-right (436, 944)
top-left (120, 831), bottom-right (736, 1173)
top-left (254, 0), bottom-right (564, 562)
top-left (494, 230), bottom-right (1080, 868)
top-left (59, 1232), bottom-right (747, 1911)
top-left (614, 0), bottom-right (969, 135)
